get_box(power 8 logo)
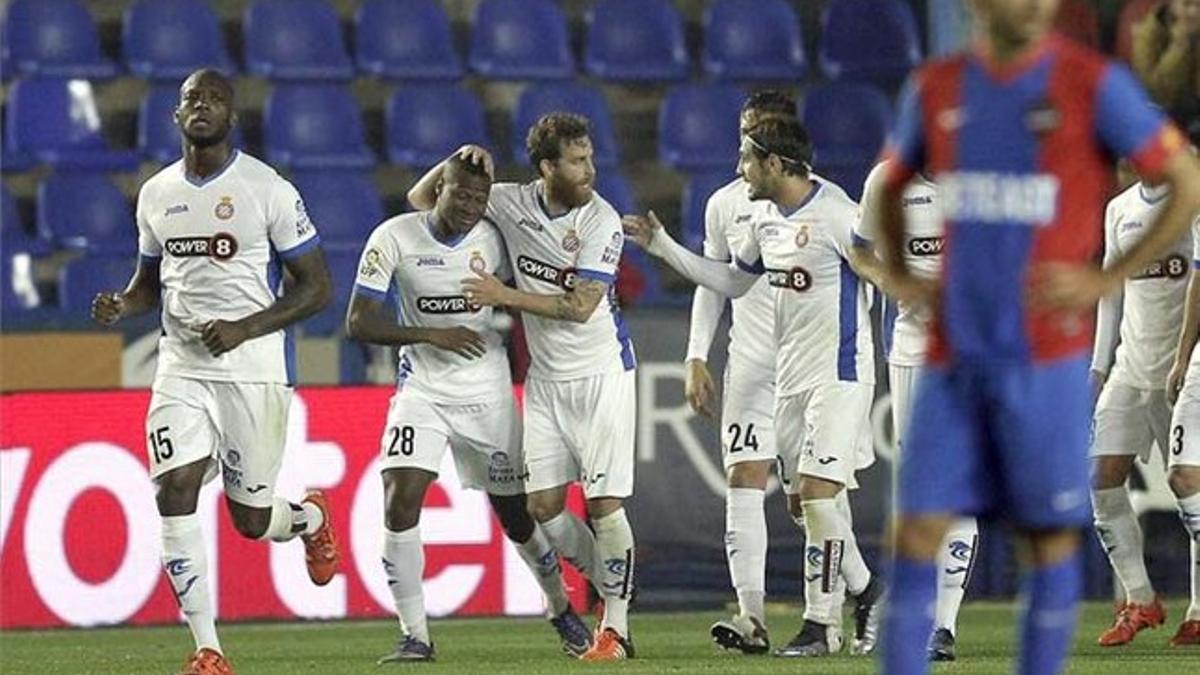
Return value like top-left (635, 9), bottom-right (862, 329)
top-left (164, 232), bottom-right (239, 260)
top-left (766, 267), bottom-right (812, 292)
top-left (210, 232), bottom-right (238, 260)
top-left (1132, 254), bottom-right (1188, 280)
top-left (907, 236), bottom-right (944, 256)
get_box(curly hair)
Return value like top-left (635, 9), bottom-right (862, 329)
top-left (526, 112), bottom-right (592, 168)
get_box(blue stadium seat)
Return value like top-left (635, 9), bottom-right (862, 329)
top-left (57, 254), bottom-right (136, 313)
top-left (681, 171), bottom-right (737, 251)
top-left (819, 0), bottom-right (921, 84)
top-left (815, 163), bottom-right (873, 202)
top-left (38, 173), bottom-right (136, 253)
top-left (304, 248), bottom-right (359, 335)
top-left (512, 84), bottom-right (618, 167)
top-left (803, 82), bottom-right (892, 167)
top-left (264, 85), bottom-right (375, 170)
top-left (123, 0), bottom-right (235, 80)
top-left (138, 85), bottom-right (246, 164)
top-left (658, 84), bottom-right (744, 171)
top-left (291, 170), bottom-right (384, 253)
top-left (355, 0), bottom-right (463, 80)
top-left (244, 0), bottom-right (355, 81)
top-left (584, 0), bottom-right (688, 82)
top-left (386, 85), bottom-right (489, 167)
top-left (1, 0), bottom-right (119, 79)
top-left (2, 183), bottom-right (22, 241)
top-left (4, 79), bottom-right (138, 171)
top-left (702, 0), bottom-right (806, 81)
top-left (595, 171), bottom-right (636, 215)
top-left (468, 0), bottom-right (573, 80)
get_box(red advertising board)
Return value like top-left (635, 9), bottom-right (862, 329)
top-left (0, 387), bottom-right (585, 628)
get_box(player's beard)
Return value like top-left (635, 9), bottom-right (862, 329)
top-left (181, 121), bottom-right (232, 149)
top-left (548, 175), bottom-right (593, 208)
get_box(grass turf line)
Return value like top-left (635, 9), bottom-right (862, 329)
top-left (0, 601), bottom-right (1196, 674)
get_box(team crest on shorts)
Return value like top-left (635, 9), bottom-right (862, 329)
top-left (562, 229), bottom-right (581, 252)
top-left (795, 224), bottom-right (811, 248)
top-left (215, 196), bottom-right (235, 220)
top-left (469, 250), bottom-right (486, 273)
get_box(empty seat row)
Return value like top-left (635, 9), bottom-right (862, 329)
top-left (2, 0), bottom-right (922, 85)
top-left (6, 78), bottom-right (892, 174)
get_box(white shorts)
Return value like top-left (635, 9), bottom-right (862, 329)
top-left (1091, 382), bottom-right (1171, 463)
top-left (145, 375), bottom-right (292, 508)
top-left (775, 382), bottom-right (874, 493)
top-left (379, 387), bottom-right (525, 496)
top-left (1166, 371), bottom-right (1200, 469)
top-left (523, 370), bottom-right (636, 499)
top-left (889, 363), bottom-right (922, 446)
top-left (720, 362), bottom-right (777, 469)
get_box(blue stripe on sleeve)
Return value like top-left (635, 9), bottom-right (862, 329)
top-left (353, 283), bottom-right (389, 301)
top-left (576, 268), bottom-right (615, 284)
top-left (852, 233), bottom-right (872, 249)
top-left (735, 256), bottom-right (765, 275)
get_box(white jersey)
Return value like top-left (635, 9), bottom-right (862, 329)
top-left (484, 181), bottom-right (635, 381)
top-left (136, 150), bottom-right (320, 384)
top-left (734, 180), bottom-right (874, 396)
top-left (353, 212), bottom-right (513, 404)
top-left (1092, 183), bottom-right (1191, 389)
top-left (697, 178), bottom-right (775, 375)
top-left (854, 162), bottom-right (942, 367)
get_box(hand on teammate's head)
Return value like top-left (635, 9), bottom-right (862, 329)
top-left (455, 144), bottom-right (494, 180)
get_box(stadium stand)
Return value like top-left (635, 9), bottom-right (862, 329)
top-left (56, 253), bottom-right (136, 313)
top-left (386, 84), bottom-right (490, 167)
top-left (0, 0), bottom-right (120, 79)
top-left (803, 81), bottom-right (893, 199)
top-left (512, 83), bottom-right (619, 167)
top-left (263, 84), bottom-right (375, 169)
top-left (354, 0), bottom-right (463, 80)
top-left (701, 0), bottom-right (807, 81)
top-left (680, 170), bottom-right (737, 252)
top-left (657, 83), bottom-right (744, 171)
top-left (468, 0), bottom-right (574, 80)
top-left (818, 0), bottom-right (922, 84)
top-left (290, 169), bottom-right (385, 252)
top-left (243, 0), bottom-right (355, 81)
top-left (122, 0), bottom-right (236, 80)
top-left (583, 0), bottom-right (690, 82)
top-left (37, 172), bottom-right (135, 253)
top-left (4, 78), bottom-right (138, 171)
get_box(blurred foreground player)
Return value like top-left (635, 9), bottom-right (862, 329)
top-left (409, 115), bottom-right (638, 661)
top-left (872, 0), bottom-right (1200, 673)
top-left (91, 69), bottom-right (340, 675)
top-left (624, 117), bottom-right (884, 658)
top-left (345, 155), bottom-right (589, 662)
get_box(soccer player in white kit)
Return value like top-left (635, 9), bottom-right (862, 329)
top-left (1089, 170), bottom-right (1196, 647)
top-left (407, 114), bottom-right (637, 662)
top-left (850, 162), bottom-right (978, 661)
top-left (345, 156), bottom-right (591, 662)
top-left (90, 70), bottom-right (339, 675)
top-left (624, 117), bottom-right (884, 658)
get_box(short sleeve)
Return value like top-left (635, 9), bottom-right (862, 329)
top-left (353, 225), bottom-right (398, 300)
top-left (494, 235), bottom-right (513, 283)
top-left (268, 178), bottom-right (321, 260)
top-left (1192, 214), bottom-right (1200, 269)
top-left (1101, 199), bottom-right (1120, 265)
top-left (733, 226), bottom-right (764, 275)
top-left (879, 74), bottom-right (926, 189)
top-left (135, 184), bottom-right (162, 259)
top-left (702, 189), bottom-right (734, 260)
top-left (853, 162), bottom-right (889, 245)
top-left (1095, 64), bottom-right (1187, 182)
top-left (575, 207), bottom-right (623, 285)
top-left (483, 182), bottom-right (523, 231)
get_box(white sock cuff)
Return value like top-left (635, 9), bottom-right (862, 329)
top-left (1093, 486), bottom-right (1134, 516)
top-left (261, 497), bottom-right (297, 541)
top-left (161, 513), bottom-right (201, 537)
top-left (728, 487), bottom-right (765, 507)
top-left (385, 525), bottom-right (421, 543)
top-left (592, 508), bottom-right (629, 533)
top-left (800, 497), bottom-right (838, 512)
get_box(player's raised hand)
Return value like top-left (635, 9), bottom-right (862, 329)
top-left (621, 210), bottom-right (664, 249)
top-left (456, 144), bottom-right (494, 179)
top-left (91, 292), bottom-right (126, 326)
top-left (461, 269), bottom-right (511, 308)
top-left (198, 319), bottom-right (251, 357)
top-left (684, 359), bottom-right (717, 418)
top-left (1029, 262), bottom-right (1115, 310)
top-left (424, 327), bottom-right (488, 359)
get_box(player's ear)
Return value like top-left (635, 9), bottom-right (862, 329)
top-left (229, 109), bottom-right (239, 131)
top-left (538, 158), bottom-right (555, 180)
top-left (433, 177), bottom-right (445, 198)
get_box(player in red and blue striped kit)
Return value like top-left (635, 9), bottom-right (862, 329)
top-left (873, 1), bottom-right (1200, 673)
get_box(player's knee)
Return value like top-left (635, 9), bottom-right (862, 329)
top-left (796, 475), bottom-right (841, 501)
top-left (525, 490), bottom-right (566, 523)
top-left (228, 505), bottom-right (271, 540)
top-left (1168, 466), bottom-right (1200, 499)
top-left (382, 469), bottom-right (433, 531)
top-left (1022, 528), bottom-right (1080, 567)
top-left (786, 494), bottom-right (805, 523)
top-left (490, 494), bottom-right (535, 542)
top-left (893, 516), bottom-right (952, 561)
top-left (727, 461), bottom-right (771, 489)
top-left (153, 464), bottom-right (205, 516)
top-left (1091, 456), bottom-right (1133, 490)
top-left (585, 497), bottom-right (622, 520)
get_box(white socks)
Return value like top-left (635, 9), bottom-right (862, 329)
top-left (261, 497), bottom-right (323, 542)
top-left (593, 508), bottom-right (635, 637)
top-left (725, 487), bottom-right (767, 621)
top-left (1177, 492), bottom-right (1200, 621)
top-left (802, 497), bottom-right (870, 625)
top-left (936, 517), bottom-right (978, 633)
top-left (161, 514), bottom-right (221, 654)
top-left (512, 526), bottom-right (571, 616)
top-left (383, 526), bottom-right (428, 643)
top-left (540, 510), bottom-right (599, 581)
top-left (1093, 486), bottom-right (1155, 605)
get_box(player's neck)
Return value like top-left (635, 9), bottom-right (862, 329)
top-left (539, 182), bottom-right (574, 217)
top-left (773, 178), bottom-right (818, 216)
top-left (183, 142), bottom-right (234, 180)
top-left (978, 30), bottom-right (1050, 69)
top-left (430, 214), bottom-right (467, 243)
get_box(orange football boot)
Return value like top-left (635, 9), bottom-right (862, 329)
top-left (580, 627), bottom-right (634, 662)
top-left (179, 648), bottom-right (233, 675)
top-left (1169, 619), bottom-right (1200, 646)
top-left (1097, 597), bottom-right (1165, 646)
top-left (301, 490), bottom-right (340, 586)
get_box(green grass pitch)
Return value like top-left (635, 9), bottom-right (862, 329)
top-left (1, 601), bottom-right (1196, 674)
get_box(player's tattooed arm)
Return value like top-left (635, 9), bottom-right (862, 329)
top-left (345, 294), bottom-right (487, 359)
top-left (407, 145), bottom-right (495, 210)
top-left (91, 256), bottom-right (162, 325)
top-left (461, 269), bottom-right (606, 323)
top-left (198, 247), bottom-right (332, 357)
